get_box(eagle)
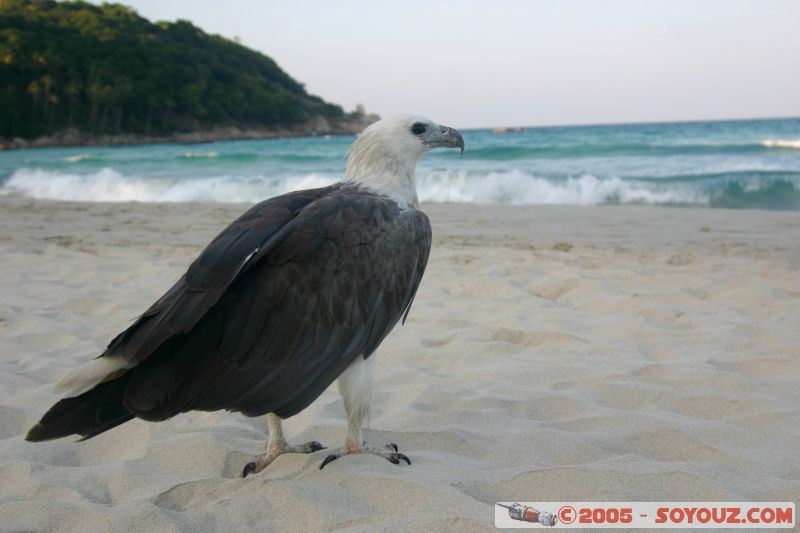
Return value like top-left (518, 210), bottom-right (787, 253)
top-left (26, 116), bottom-right (464, 477)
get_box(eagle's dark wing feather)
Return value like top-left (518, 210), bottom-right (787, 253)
top-left (116, 184), bottom-right (430, 421)
top-left (103, 185), bottom-right (335, 364)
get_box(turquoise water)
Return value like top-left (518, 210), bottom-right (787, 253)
top-left (1, 117), bottom-right (799, 209)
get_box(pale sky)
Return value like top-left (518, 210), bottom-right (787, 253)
top-left (92, 0), bottom-right (800, 128)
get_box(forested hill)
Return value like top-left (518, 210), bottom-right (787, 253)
top-left (0, 0), bottom-right (367, 144)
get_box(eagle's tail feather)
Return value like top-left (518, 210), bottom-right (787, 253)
top-left (26, 373), bottom-right (134, 442)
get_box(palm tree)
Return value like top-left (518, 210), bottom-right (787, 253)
top-left (65, 80), bottom-right (81, 127)
top-left (27, 80), bottom-right (41, 132)
top-left (87, 82), bottom-right (102, 131)
top-left (27, 80), bottom-right (40, 105)
top-left (40, 74), bottom-right (53, 125)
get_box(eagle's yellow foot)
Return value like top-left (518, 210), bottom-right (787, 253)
top-left (242, 439), bottom-right (325, 477)
top-left (319, 441), bottom-right (410, 469)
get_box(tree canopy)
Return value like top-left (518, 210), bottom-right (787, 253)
top-left (0, 0), bottom-right (345, 139)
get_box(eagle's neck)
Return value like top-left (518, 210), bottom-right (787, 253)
top-left (343, 139), bottom-right (422, 209)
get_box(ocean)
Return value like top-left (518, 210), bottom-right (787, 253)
top-left (1, 117), bottom-right (799, 210)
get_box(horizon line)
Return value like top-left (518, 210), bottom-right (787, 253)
top-left (458, 114), bottom-right (800, 132)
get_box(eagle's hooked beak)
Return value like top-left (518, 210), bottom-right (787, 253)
top-left (428, 126), bottom-right (465, 157)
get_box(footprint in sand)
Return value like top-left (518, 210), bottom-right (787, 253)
top-left (534, 278), bottom-right (581, 301)
top-left (421, 335), bottom-right (454, 348)
top-left (489, 327), bottom-right (574, 347)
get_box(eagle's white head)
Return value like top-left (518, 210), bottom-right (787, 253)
top-left (344, 115), bottom-right (464, 208)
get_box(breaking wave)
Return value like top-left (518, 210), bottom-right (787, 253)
top-left (64, 154), bottom-right (93, 163)
top-left (418, 169), bottom-right (800, 209)
top-left (0, 168), bottom-right (338, 203)
top-left (3, 167), bottom-right (799, 209)
top-left (417, 170), bottom-right (703, 205)
top-left (761, 139), bottom-right (800, 149)
top-left (181, 151), bottom-right (218, 159)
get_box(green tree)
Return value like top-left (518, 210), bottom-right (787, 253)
top-left (0, 0), bottom-right (344, 139)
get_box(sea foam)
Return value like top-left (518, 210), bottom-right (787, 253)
top-left (417, 170), bottom-right (706, 205)
top-left (761, 139), bottom-right (800, 149)
top-left (182, 151), bottom-right (218, 159)
top-left (64, 154), bottom-right (92, 163)
top-left (2, 167), bottom-right (709, 206)
top-left (0, 168), bottom-right (338, 203)
top-left (2, 165), bottom-right (798, 208)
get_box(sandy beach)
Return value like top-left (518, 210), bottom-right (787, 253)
top-left (1, 197), bottom-right (798, 531)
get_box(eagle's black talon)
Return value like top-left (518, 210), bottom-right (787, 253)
top-left (320, 454), bottom-right (338, 469)
top-left (397, 453), bottom-right (411, 465)
top-left (242, 461), bottom-right (257, 478)
top-left (309, 441), bottom-right (326, 452)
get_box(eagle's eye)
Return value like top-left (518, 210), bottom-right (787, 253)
top-left (411, 123), bottom-right (426, 135)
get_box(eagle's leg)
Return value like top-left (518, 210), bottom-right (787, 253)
top-left (241, 413), bottom-right (325, 477)
top-left (319, 355), bottom-right (410, 469)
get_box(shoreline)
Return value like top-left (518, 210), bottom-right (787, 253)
top-left (0, 113), bottom-right (380, 151)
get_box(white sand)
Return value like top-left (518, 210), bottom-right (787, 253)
top-left (1, 197), bottom-right (798, 531)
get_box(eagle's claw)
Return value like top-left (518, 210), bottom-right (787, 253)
top-left (320, 454), bottom-right (338, 469)
top-left (385, 443), bottom-right (410, 464)
top-left (242, 461), bottom-right (257, 478)
top-left (308, 441), bottom-right (326, 452)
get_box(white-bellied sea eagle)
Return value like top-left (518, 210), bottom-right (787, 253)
top-left (26, 115), bottom-right (464, 476)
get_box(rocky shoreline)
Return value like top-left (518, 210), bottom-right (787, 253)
top-left (0, 112), bottom-right (380, 151)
